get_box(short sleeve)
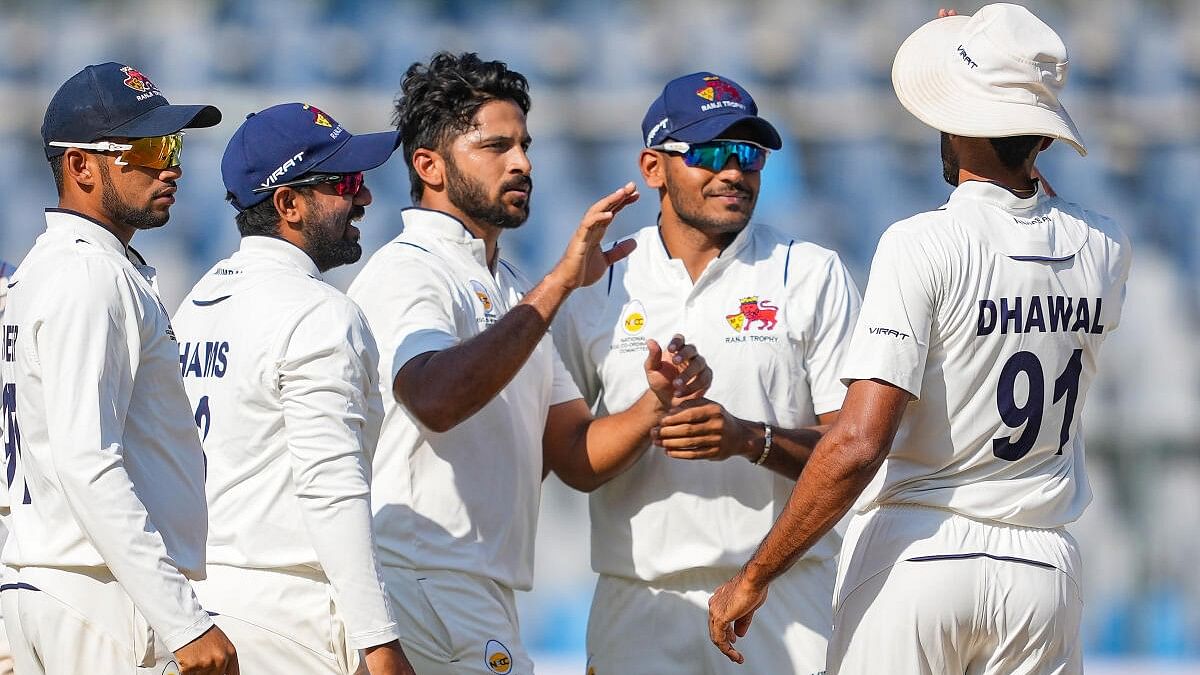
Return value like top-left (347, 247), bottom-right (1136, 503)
top-left (348, 247), bottom-right (461, 385)
top-left (803, 253), bottom-right (862, 415)
top-left (840, 226), bottom-right (941, 398)
top-left (551, 291), bottom-right (603, 407)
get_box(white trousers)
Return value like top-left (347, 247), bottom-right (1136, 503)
top-left (382, 566), bottom-right (531, 675)
top-left (193, 564), bottom-right (363, 674)
top-left (586, 558), bottom-right (835, 675)
top-left (1, 566), bottom-right (179, 674)
top-left (829, 505), bottom-right (1083, 675)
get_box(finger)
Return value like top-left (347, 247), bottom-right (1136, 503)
top-left (660, 435), bottom-right (723, 450)
top-left (675, 354), bottom-right (706, 386)
top-left (666, 333), bottom-right (686, 354)
top-left (644, 338), bottom-right (663, 375)
top-left (588, 182), bottom-right (638, 218)
top-left (671, 343), bottom-right (697, 365)
top-left (686, 366), bottom-right (714, 398)
top-left (608, 185), bottom-right (640, 216)
top-left (664, 446), bottom-right (724, 460)
top-left (603, 238), bottom-right (637, 265)
top-left (660, 404), bottom-right (717, 427)
top-left (734, 608), bottom-right (757, 637)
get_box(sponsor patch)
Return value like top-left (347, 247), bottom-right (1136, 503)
top-left (484, 640), bottom-right (513, 674)
top-left (612, 299), bottom-right (648, 353)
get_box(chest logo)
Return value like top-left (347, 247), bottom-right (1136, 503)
top-left (484, 640), bottom-right (513, 674)
top-left (469, 280), bottom-right (495, 314)
top-left (726, 296), bottom-right (779, 332)
top-left (621, 299), bottom-right (646, 335)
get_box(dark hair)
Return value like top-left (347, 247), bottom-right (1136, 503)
top-left (989, 135), bottom-right (1044, 170)
top-left (229, 188), bottom-right (314, 237)
top-left (393, 52), bottom-right (531, 204)
top-left (49, 155), bottom-right (64, 195)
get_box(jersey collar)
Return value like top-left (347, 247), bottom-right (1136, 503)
top-left (400, 207), bottom-right (495, 269)
top-left (944, 180), bottom-right (1089, 261)
top-left (44, 208), bottom-right (140, 263)
top-left (236, 235), bottom-right (322, 278)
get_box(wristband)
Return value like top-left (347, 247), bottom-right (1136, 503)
top-left (754, 423), bottom-right (773, 466)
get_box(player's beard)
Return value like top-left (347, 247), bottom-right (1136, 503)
top-left (941, 132), bottom-right (960, 187)
top-left (301, 193), bottom-right (364, 272)
top-left (445, 155), bottom-right (531, 230)
top-left (98, 161), bottom-right (170, 231)
top-left (665, 167), bottom-right (755, 238)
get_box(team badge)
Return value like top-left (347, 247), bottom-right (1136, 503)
top-left (470, 280), bottom-right (495, 313)
top-left (621, 299), bottom-right (646, 335)
top-left (695, 75), bottom-right (741, 103)
top-left (120, 66), bottom-right (158, 94)
top-left (302, 103), bottom-right (334, 128)
top-left (484, 640), bottom-right (513, 674)
top-left (725, 296), bottom-right (779, 332)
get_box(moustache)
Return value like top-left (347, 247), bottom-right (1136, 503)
top-left (501, 175), bottom-right (533, 195)
top-left (705, 184), bottom-right (752, 199)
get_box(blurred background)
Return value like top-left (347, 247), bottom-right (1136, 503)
top-left (0, 0), bottom-right (1197, 671)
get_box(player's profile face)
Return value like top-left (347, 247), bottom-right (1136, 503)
top-left (297, 180), bottom-right (371, 272)
top-left (95, 144), bottom-right (182, 232)
top-left (660, 137), bottom-right (760, 236)
top-left (443, 99), bottom-right (533, 230)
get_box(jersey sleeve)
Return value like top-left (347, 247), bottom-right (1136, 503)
top-left (350, 247), bottom-right (461, 385)
top-left (551, 292), bottom-right (602, 407)
top-left (840, 225), bottom-right (942, 398)
top-left (803, 253), bottom-right (862, 415)
top-left (277, 298), bottom-right (399, 649)
top-left (36, 259), bottom-right (211, 651)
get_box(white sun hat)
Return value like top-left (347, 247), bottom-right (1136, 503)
top-left (891, 3), bottom-right (1086, 156)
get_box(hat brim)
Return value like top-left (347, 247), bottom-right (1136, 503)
top-left (891, 15), bottom-right (1086, 156)
top-left (668, 114), bottom-right (782, 150)
top-left (311, 130), bottom-right (401, 174)
top-left (105, 103), bottom-right (221, 138)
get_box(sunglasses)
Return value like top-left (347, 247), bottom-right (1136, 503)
top-left (251, 172), bottom-right (365, 197)
top-left (650, 139), bottom-right (770, 172)
top-left (49, 133), bottom-right (185, 169)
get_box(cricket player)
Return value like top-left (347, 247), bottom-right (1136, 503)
top-left (172, 103), bottom-right (415, 675)
top-left (348, 52), bottom-right (711, 675)
top-left (0, 63), bottom-right (237, 673)
top-left (708, 5), bottom-right (1133, 674)
top-left (553, 72), bottom-right (859, 675)
top-left (0, 258), bottom-right (14, 675)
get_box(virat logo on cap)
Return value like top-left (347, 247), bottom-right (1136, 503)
top-left (120, 66), bottom-right (161, 101)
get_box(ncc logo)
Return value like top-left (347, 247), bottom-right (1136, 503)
top-left (484, 639), bottom-right (512, 674)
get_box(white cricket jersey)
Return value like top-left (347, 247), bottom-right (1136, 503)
top-left (554, 222), bottom-right (861, 580)
top-left (348, 208), bottom-right (580, 592)
top-left (0, 209), bottom-right (211, 651)
top-left (843, 181), bottom-right (1132, 529)
top-left (172, 236), bottom-right (399, 649)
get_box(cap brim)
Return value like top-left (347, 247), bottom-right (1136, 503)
top-left (892, 15), bottom-right (1085, 156)
top-left (669, 114), bottom-right (782, 150)
top-left (311, 130), bottom-right (401, 174)
top-left (105, 103), bottom-right (222, 138)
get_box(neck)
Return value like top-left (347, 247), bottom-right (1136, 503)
top-left (658, 210), bottom-right (741, 283)
top-left (57, 195), bottom-right (135, 246)
top-left (418, 197), bottom-right (503, 271)
top-left (957, 166), bottom-right (1037, 196)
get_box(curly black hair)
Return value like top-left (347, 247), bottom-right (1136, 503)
top-left (394, 52), bottom-right (531, 204)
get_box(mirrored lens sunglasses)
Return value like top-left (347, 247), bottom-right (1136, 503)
top-left (48, 133), bottom-right (185, 169)
top-left (650, 139), bottom-right (769, 172)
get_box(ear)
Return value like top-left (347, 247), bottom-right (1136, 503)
top-left (639, 149), bottom-right (666, 190)
top-left (412, 148), bottom-right (445, 192)
top-left (272, 187), bottom-right (306, 231)
top-left (62, 148), bottom-right (97, 190)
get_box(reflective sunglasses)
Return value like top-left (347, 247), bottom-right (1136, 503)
top-left (650, 139), bottom-right (770, 172)
top-left (49, 133), bottom-right (185, 169)
top-left (251, 171), bottom-right (365, 197)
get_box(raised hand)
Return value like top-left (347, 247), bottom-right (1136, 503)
top-left (644, 334), bottom-right (712, 409)
top-left (549, 183), bottom-right (640, 291)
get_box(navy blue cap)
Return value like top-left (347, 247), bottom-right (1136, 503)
top-left (222, 102), bottom-right (401, 211)
top-left (642, 72), bottom-right (782, 150)
top-left (42, 62), bottom-right (221, 159)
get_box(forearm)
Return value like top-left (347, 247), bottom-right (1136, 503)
top-left (731, 421), bottom-right (827, 479)
top-left (741, 429), bottom-right (886, 587)
top-left (558, 391), bottom-right (663, 491)
top-left (400, 273), bottom-right (572, 432)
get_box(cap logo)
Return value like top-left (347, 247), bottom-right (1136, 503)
top-left (120, 66), bottom-right (161, 101)
top-left (303, 103), bottom-right (334, 128)
top-left (696, 76), bottom-right (745, 112)
top-left (956, 45), bottom-right (979, 69)
top-left (645, 116), bottom-right (669, 147)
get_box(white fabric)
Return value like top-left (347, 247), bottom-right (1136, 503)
top-left (553, 222), bottom-right (859, 580)
top-left (0, 209), bottom-right (211, 651)
top-left (843, 181), bottom-right (1131, 528)
top-left (4, 566), bottom-right (184, 673)
top-left (195, 564), bottom-right (363, 674)
top-left (382, 565), bottom-right (531, 675)
top-left (830, 505), bottom-right (1083, 674)
top-left (172, 235), bottom-right (398, 649)
top-left (349, 208), bottom-right (580, 592)
top-left (586, 559), bottom-right (833, 675)
top-left (892, 4), bottom-right (1085, 155)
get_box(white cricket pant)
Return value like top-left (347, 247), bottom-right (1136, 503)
top-left (828, 505), bottom-right (1083, 675)
top-left (194, 564), bottom-right (363, 674)
top-left (586, 559), bottom-right (834, 675)
top-left (382, 565), bottom-right (531, 675)
top-left (1, 566), bottom-right (180, 674)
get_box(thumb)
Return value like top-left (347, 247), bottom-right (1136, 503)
top-left (644, 338), bottom-right (662, 374)
top-left (603, 238), bottom-right (637, 265)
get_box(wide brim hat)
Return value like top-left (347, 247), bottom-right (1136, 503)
top-left (891, 4), bottom-right (1086, 156)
